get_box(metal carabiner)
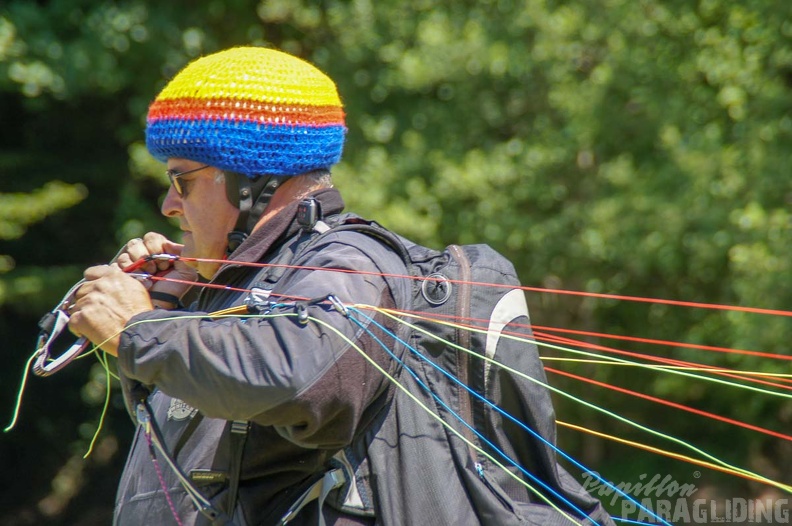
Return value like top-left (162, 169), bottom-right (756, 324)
top-left (32, 279), bottom-right (92, 377)
top-left (30, 253), bottom-right (181, 376)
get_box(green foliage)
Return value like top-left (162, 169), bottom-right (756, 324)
top-left (0, 181), bottom-right (86, 286)
top-left (0, 182), bottom-right (86, 241)
top-left (1, 0), bottom-right (790, 523)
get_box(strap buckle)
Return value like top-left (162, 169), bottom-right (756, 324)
top-left (297, 197), bottom-right (322, 231)
top-left (280, 468), bottom-right (346, 525)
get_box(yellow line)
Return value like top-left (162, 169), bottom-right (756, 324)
top-left (556, 420), bottom-right (792, 493)
top-left (540, 358), bottom-right (792, 378)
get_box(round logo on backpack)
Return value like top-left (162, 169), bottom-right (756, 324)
top-left (422, 273), bottom-right (452, 305)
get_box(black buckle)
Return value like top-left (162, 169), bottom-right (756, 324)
top-left (296, 198), bottom-right (321, 230)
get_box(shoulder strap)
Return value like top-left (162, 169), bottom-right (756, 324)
top-left (237, 217), bottom-right (410, 523)
top-left (314, 219), bottom-right (414, 268)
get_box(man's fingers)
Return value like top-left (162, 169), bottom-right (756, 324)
top-left (156, 241), bottom-right (186, 271)
top-left (126, 237), bottom-right (149, 260)
top-left (114, 233), bottom-right (179, 273)
top-left (83, 264), bottom-right (115, 281)
top-left (171, 259), bottom-right (198, 282)
top-left (113, 237), bottom-right (151, 272)
top-left (162, 240), bottom-right (185, 256)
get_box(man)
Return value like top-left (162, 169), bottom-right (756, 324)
top-left (69, 47), bottom-right (613, 525)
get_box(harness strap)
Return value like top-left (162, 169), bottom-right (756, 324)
top-left (173, 412), bottom-right (205, 460)
top-left (280, 468), bottom-right (347, 526)
top-left (136, 399), bottom-right (235, 525)
top-left (226, 420), bottom-right (250, 518)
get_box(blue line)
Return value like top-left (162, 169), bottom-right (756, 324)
top-left (345, 310), bottom-right (599, 524)
top-left (348, 307), bottom-right (672, 526)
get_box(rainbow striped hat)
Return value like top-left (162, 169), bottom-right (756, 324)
top-left (146, 47), bottom-right (346, 178)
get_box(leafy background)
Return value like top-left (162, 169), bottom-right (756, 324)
top-left (1, 1), bottom-right (790, 523)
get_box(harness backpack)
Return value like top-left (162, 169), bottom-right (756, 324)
top-left (226, 203), bottom-right (611, 525)
top-left (268, 208), bottom-right (610, 525)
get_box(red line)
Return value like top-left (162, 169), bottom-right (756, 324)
top-left (357, 302), bottom-right (790, 363)
top-left (151, 267), bottom-right (790, 365)
top-left (147, 270), bottom-right (791, 371)
top-left (544, 366), bottom-right (792, 442)
top-left (146, 275), bottom-right (310, 302)
top-left (534, 324), bottom-right (792, 362)
top-left (534, 331), bottom-right (792, 391)
top-left (171, 256), bottom-right (792, 318)
top-left (146, 273), bottom-right (792, 392)
top-left (354, 300), bottom-right (792, 391)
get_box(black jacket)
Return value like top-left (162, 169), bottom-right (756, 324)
top-left (113, 188), bottom-right (612, 525)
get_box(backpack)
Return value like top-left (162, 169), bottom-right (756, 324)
top-left (268, 205), bottom-right (612, 525)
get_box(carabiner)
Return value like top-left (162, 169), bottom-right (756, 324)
top-left (32, 279), bottom-right (92, 377)
top-left (30, 253), bottom-right (179, 376)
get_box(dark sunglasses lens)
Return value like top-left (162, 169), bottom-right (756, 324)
top-left (168, 173), bottom-right (183, 195)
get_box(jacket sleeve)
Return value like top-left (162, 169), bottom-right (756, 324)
top-left (117, 233), bottom-right (407, 449)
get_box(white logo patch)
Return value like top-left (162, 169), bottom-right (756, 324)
top-left (167, 398), bottom-right (198, 421)
top-left (484, 289), bottom-right (530, 392)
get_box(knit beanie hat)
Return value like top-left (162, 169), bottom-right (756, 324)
top-left (146, 47), bottom-right (346, 178)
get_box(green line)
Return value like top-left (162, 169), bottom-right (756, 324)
top-left (305, 313), bottom-right (579, 523)
top-left (367, 306), bottom-right (784, 488)
top-left (4, 350), bottom-right (38, 432)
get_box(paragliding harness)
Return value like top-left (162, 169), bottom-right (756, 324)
top-left (128, 383), bottom-right (249, 526)
top-left (221, 197), bottom-right (573, 524)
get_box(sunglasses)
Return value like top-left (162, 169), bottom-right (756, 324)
top-left (166, 165), bottom-right (211, 196)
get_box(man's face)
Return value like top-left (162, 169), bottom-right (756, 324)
top-left (161, 158), bottom-right (238, 278)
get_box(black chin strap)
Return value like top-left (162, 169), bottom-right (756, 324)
top-left (226, 173), bottom-right (285, 255)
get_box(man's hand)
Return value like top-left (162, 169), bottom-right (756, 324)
top-left (113, 233), bottom-right (198, 308)
top-left (68, 265), bottom-right (153, 357)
